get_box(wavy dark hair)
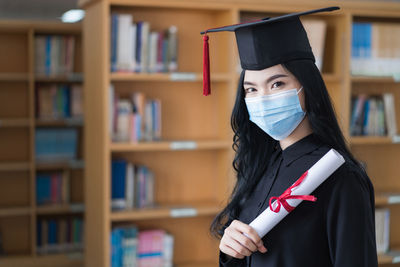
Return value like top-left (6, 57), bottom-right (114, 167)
top-left (210, 59), bottom-right (364, 238)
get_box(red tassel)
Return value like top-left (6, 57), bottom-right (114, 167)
top-left (203, 33), bottom-right (211, 96)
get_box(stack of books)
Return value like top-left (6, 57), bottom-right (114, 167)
top-left (351, 22), bottom-right (400, 76)
top-left (36, 171), bottom-right (70, 205)
top-left (110, 13), bottom-right (178, 73)
top-left (112, 159), bottom-right (155, 210)
top-left (350, 93), bottom-right (397, 136)
top-left (36, 84), bottom-right (83, 120)
top-left (35, 128), bottom-right (79, 162)
top-left (34, 35), bottom-right (76, 76)
top-left (110, 87), bottom-right (161, 142)
top-left (111, 226), bottom-right (174, 267)
top-left (36, 217), bottom-right (84, 254)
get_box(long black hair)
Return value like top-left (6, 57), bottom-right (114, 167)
top-left (210, 59), bottom-right (364, 238)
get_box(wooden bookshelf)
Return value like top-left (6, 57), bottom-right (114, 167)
top-left (350, 136), bottom-right (394, 145)
top-left (110, 72), bottom-right (232, 82)
top-left (348, 9), bottom-right (400, 266)
top-left (0, 73), bottom-right (30, 81)
top-left (110, 202), bottom-right (220, 221)
top-left (110, 140), bottom-right (231, 152)
top-left (80, 0), bottom-right (400, 267)
top-left (0, 20), bottom-right (84, 266)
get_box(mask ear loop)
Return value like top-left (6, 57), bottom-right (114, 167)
top-left (297, 86), bottom-right (304, 95)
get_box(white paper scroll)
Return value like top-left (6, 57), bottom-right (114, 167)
top-left (249, 148), bottom-right (345, 238)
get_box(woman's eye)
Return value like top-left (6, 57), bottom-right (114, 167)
top-left (271, 81), bottom-right (284, 89)
top-left (245, 87), bottom-right (257, 94)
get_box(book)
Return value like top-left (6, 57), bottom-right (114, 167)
top-left (110, 89), bottom-right (161, 142)
top-left (110, 14), bottom-right (178, 73)
top-left (36, 171), bottom-right (71, 205)
top-left (36, 84), bottom-right (83, 120)
top-left (35, 34), bottom-right (76, 76)
top-left (383, 93), bottom-right (398, 137)
top-left (375, 208), bottom-right (390, 254)
top-left (37, 217), bottom-right (84, 254)
top-left (117, 14), bottom-right (134, 72)
top-left (111, 159), bottom-right (155, 210)
top-left (35, 128), bottom-right (79, 162)
top-left (351, 22), bottom-right (400, 76)
top-left (350, 94), bottom-right (393, 136)
top-left (111, 226), bottom-right (174, 267)
top-left (112, 159), bottom-right (127, 210)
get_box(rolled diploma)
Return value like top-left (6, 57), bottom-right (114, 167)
top-left (249, 148), bottom-right (345, 238)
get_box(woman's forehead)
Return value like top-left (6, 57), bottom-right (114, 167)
top-left (244, 64), bottom-right (292, 82)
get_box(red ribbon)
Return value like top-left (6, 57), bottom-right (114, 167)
top-left (269, 170), bottom-right (317, 213)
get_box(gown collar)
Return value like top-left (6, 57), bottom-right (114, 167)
top-left (278, 133), bottom-right (323, 167)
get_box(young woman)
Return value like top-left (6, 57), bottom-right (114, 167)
top-left (201, 7), bottom-right (378, 267)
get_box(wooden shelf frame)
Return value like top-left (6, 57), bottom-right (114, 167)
top-left (80, 1), bottom-right (400, 267)
top-left (0, 20), bottom-right (85, 264)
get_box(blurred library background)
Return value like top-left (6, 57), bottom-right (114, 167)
top-left (0, 0), bottom-right (400, 266)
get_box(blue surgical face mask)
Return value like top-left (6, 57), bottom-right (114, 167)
top-left (244, 87), bottom-right (306, 140)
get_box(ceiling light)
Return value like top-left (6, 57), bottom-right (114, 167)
top-left (61, 9), bottom-right (85, 23)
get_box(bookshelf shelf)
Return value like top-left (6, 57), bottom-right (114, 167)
top-left (110, 140), bottom-right (231, 152)
top-left (0, 73), bottom-right (30, 81)
top-left (375, 193), bottom-right (400, 206)
top-left (110, 202), bottom-right (220, 221)
top-left (34, 73), bottom-right (84, 83)
top-left (35, 118), bottom-right (84, 127)
top-left (352, 75), bottom-right (399, 83)
top-left (110, 72), bottom-right (232, 82)
top-left (35, 160), bottom-right (85, 170)
top-left (0, 162), bottom-right (31, 171)
top-left (378, 249), bottom-right (400, 265)
top-left (350, 136), bottom-right (394, 145)
top-left (0, 253), bottom-right (84, 267)
top-left (0, 207), bottom-right (31, 217)
top-left (36, 204), bottom-right (85, 215)
top-left (177, 262), bottom-right (216, 267)
top-left (0, 118), bottom-right (31, 128)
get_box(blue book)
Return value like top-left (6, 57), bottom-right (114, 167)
top-left (35, 128), bottom-right (78, 161)
top-left (122, 226), bottom-right (138, 266)
top-left (48, 220), bottom-right (58, 245)
top-left (136, 22), bottom-right (143, 72)
top-left (36, 174), bottom-right (51, 205)
top-left (365, 23), bottom-right (372, 58)
top-left (111, 14), bottom-right (118, 72)
top-left (111, 228), bottom-right (123, 267)
top-left (37, 219), bottom-right (42, 247)
top-left (363, 99), bottom-right (370, 135)
top-left (63, 85), bottom-right (71, 117)
top-left (351, 23), bottom-right (358, 58)
top-left (111, 160), bottom-right (127, 209)
top-left (45, 36), bottom-right (52, 75)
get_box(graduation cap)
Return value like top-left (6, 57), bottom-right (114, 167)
top-left (200, 6), bottom-right (340, 96)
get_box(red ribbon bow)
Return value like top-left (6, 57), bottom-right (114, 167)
top-left (269, 170), bottom-right (317, 213)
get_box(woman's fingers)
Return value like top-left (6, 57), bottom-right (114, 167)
top-left (219, 242), bottom-right (245, 259)
top-left (228, 227), bottom-right (258, 252)
top-left (219, 220), bottom-right (268, 259)
top-left (224, 235), bottom-right (253, 256)
top-left (231, 220), bottom-right (262, 246)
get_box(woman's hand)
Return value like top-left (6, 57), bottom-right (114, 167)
top-left (219, 220), bottom-right (267, 259)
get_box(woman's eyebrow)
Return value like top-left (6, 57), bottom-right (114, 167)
top-left (243, 74), bottom-right (288, 86)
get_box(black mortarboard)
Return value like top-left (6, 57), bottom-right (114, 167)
top-left (200, 6), bottom-right (340, 95)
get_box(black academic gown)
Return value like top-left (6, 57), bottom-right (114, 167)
top-left (220, 134), bottom-right (378, 267)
